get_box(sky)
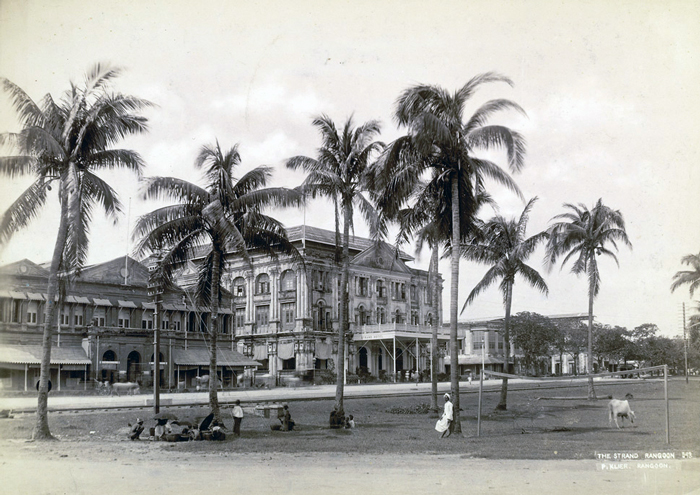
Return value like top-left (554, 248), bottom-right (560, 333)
top-left (0, 0), bottom-right (698, 337)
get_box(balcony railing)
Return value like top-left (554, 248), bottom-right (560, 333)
top-left (353, 323), bottom-right (450, 338)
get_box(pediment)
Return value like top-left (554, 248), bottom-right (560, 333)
top-left (0, 259), bottom-right (50, 278)
top-left (77, 256), bottom-right (150, 286)
top-left (351, 242), bottom-right (412, 274)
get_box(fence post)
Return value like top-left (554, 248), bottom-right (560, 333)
top-left (664, 364), bottom-right (670, 445)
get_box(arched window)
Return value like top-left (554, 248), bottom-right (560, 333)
top-left (233, 277), bottom-right (246, 297)
top-left (376, 279), bottom-right (385, 298)
top-left (357, 305), bottom-right (367, 326)
top-left (394, 309), bottom-right (402, 324)
top-left (317, 300), bottom-right (326, 330)
top-left (377, 307), bottom-right (386, 324)
top-left (102, 350), bottom-right (117, 361)
top-left (255, 273), bottom-right (270, 295)
top-left (280, 270), bottom-right (296, 291)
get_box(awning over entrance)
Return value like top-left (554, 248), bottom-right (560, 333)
top-left (172, 348), bottom-right (260, 367)
top-left (0, 345), bottom-right (91, 365)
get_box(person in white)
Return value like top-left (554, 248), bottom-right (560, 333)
top-left (434, 393), bottom-right (454, 438)
top-left (232, 399), bottom-right (244, 437)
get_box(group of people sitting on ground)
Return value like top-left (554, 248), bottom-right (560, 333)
top-left (329, 406), bottom-right (355, 429)
top-left (271, 404), bottom-right (295, 431)
top-left (129, 412), bottom-right (226, 441)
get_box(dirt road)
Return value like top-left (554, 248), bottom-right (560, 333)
top-left (1, 441), bottom-right (698, 495)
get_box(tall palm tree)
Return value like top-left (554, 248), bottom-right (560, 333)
top-left (460, 197), bottom-right (548, 410)
top-left (671, 252), bottom-right (700, 298)
top-left (545, 199), bottom-right (632, 399)
top-left (135, 141), bottom-right (301, 420)
top-left (286, 115), bottom-right (383, 416)
top-left (390, 73), bottom-right (526, 433)
top-left (0, 65), bottom-right (150, 439)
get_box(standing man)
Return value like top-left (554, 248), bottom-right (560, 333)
top-left (440, 393), bottom-right (453, 438)
top-left (232, 399), bottom-right (243, 437)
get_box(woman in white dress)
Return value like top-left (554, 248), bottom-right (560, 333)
top-left (435, 393), bottom-right (453, 438)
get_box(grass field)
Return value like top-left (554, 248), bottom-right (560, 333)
top-left (1, 378), bottom-right (698, 460)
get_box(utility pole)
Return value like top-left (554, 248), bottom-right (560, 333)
top-left (148, 256), bottom-right (165, 415)
top-left (683, 302), bottom-right (689, 384)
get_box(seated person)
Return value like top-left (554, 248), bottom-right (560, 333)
top-left (129, 418), bottom-right (144, 440)
top-left (281, 405), bottom-right (295, 431)
top-left (345, 415), bottom-right (355, 428)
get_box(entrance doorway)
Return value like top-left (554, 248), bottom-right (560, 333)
top-left (127, 351), bottom-right (141, 383)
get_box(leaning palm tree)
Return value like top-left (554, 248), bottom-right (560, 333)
top-left (671, 252), bottom-right (700, 298)
top-left (460, 197), bottom-right (548, 410)
top-left (388, 73), bottom-right (526, 433)
top-left (545, 199), bottom-right (632, 399)
top-left (286, 115), bottom-right (384, 417)
top-left (0, 65), bottom-right (150, 439)
top-left (135, 141), bottom-right (301, 421)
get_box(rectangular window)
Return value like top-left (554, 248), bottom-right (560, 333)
top-left (255, 306), bottom-right (269, 332)
top-left (281, 302), bottom-right (295, 328)
top-left (172, 320), bottom-right (181, 331)
top-left (27, 311), bottom-right (37, 324)
top-left (489, 340), bottom-right (495, 350)
top-left (93, 317), bottom-right (105, 326)
top-left (357, 277), bottom-right (369, 297)
top-left (74, 314), bottom-right (83, 326)
top-left (12, 300), bottom-right (22, 323)
top-left (118, 318), bottom-right (130, 328)
top-left (235, 308), bottom-right (245, 330)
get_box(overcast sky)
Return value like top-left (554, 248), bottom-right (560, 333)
top-left (1, 0), bottom-right (698, 336)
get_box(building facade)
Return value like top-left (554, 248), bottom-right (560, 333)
top-left (0, 225), bottom-right (445, 390)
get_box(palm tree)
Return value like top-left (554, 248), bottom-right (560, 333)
top-left (389, 73), bottom-right (526, 433)
top-left (286, 115), bottom-right (383, 417)
top-left (460, 197), bottom-right (548, 410)
top-left (0, 65), bottom-right (150, 439)
top-left (134, 141), bottom-right (301, 420)
top-left (545, 199), bottom-right (632, 399)
top-left (671, 252), bottom-right (700, 298)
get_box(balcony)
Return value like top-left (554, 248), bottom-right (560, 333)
top-left (353, 323), bottom-right (450, 340)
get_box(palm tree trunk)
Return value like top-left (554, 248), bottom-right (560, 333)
top-left (449, 174), bottom-right (461, 434)
top-left (336, 202), bottom-right (350, 416)
top-left (209, 249), bottom-right (221, 420)
top-left (34, 185), bottom-right (71, 440)
top-left (587, 281), bottom-right (596, 399)
top-left (496, 280), bottom-right (513, 410)
top-left (430, 246), bottom-right (439, 413)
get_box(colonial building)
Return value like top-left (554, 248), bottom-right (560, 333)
top-left (0, 225), bottom-right (445, 390)
top-left (0, 256), bottom-right (259, 391)
top-left (446, 313), bottom-right (589, 377)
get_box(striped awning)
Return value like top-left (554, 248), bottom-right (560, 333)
top-left (26, 293), bottom-right (44, 301)
top-left (9, 291), bottom-right (26, 300)
top-left (117, 300), bottom-right (137, 308)
top-left (142, 302), bottom-right (156, 310)
top-left (172, 348), bottom-right (260, 367)
top-left (93, 298), bottom-right (112, 306)
top-left (0, 345), bottom-right (91, 365)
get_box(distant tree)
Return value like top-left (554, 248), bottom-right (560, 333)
top-left (509, 312), bottom-right (559, 375)
top-left (593, 325), bottom-right (631, 370)
top-left (671, 252), bottom-right (700, 298)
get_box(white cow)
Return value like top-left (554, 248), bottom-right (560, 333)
top-left (111, 382), bottom-right (140, 396)
top-left (608, 395), bottom-right (636, 429)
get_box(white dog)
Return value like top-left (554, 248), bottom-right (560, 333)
top-left (608, 394), bottom-right (636, 429)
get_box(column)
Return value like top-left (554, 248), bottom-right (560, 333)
top-left (245, 270), bottom-right (254, 322)
top-left (270, 268), bottom-right (279, 321)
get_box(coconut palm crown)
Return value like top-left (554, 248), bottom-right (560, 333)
top-left (134, 141), bottom-right (302, 420)
top-left (671, 252), bottom-right (700, 298)
top-left (0, 64), bottom-right (151, 439)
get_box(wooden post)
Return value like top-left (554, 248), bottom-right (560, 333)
top-left (664, 364), bottom-right (670, 444)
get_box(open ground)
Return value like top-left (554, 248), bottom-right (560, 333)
top-left (0, 379), bottom-right (698, 494)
